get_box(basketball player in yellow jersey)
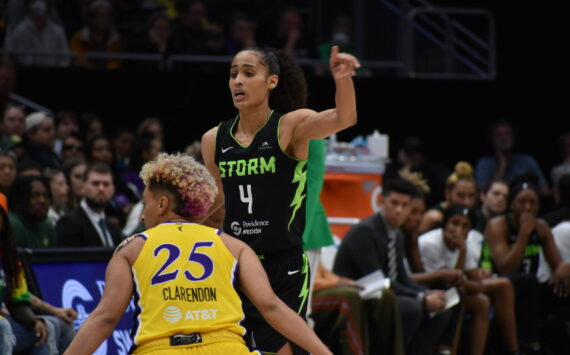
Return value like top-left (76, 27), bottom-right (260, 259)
top-left (64, 153), bottom-right (332, 355)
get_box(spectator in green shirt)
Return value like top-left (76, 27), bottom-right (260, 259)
top-left (7, 175), bottom-right (55, 248)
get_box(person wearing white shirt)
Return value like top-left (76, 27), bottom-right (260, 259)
top-left (418, 205), bottom-right (520, 355)
top-left (552, 221), bottom-right (570, 262)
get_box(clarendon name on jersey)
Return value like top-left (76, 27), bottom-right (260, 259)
top-left (218, 156), bottom-right (276, 178)
top-left (162, 286), bottom-right (217, 303)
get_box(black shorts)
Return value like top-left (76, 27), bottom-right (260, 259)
top-left (239, 249), bottom-right (310, 355)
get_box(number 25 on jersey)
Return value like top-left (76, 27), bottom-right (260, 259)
top-left (151, 242), bottom-right (214, 285)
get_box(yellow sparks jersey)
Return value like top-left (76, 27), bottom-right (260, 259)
top-left (131, 223), bottom-right (246, 346)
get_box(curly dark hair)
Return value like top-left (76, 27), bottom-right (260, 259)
top-left (239, 47), bottom-right (308, 113)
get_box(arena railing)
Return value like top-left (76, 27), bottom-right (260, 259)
top-left (377, 0), bottom-right (496, 80)
top-left (2, 49), bottom-right (404, 73)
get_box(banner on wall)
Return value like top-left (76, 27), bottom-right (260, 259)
top-left (20, 248), bottom-right (134, 355)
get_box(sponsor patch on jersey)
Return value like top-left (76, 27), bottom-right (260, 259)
top-left (163, 306), bottom-right (182, 323)
top-left (229, 220), bottom-right (269, 237)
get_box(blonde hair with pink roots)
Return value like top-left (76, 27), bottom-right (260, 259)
top-left (140, 153), bottom-right (218, 218)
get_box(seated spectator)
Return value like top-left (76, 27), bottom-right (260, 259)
top-left (261, 7), bottom-right (316, 59)
top-left (123, 132), bottom-right (163, 195)
top-left (60, 133), bottom-right (85, 163)
top-left (136, 117), bottom-right (164, 143)
top-left (170, 0), bottom-right (208, 54)
top-left (85, 135), bottom-right (113, 167)
top-left (29, 293), bottom-right (77, 355)
top-left (125, 12), bottom-right (172, 72)
top-left (56, 162), bottom-right (122, 247)
top-left (225, 13), bottom-right (256, 55)
top-left (418, 205), bottom-right (519, 355)
top-left (53, 110), bottom-right (79, 157)
top-left (543, 174), bottom-right (570, 227)
top-left (203, 23), bottom-right (226, 55)
top-left (311, 263), bottom-right (405, 355)
top-left (62, 157), bottom-right (86, 210)
top-left (0, 103), bottom-right (26, 150)
top-left (334, 177), bottom-right (454, 355)
top-left (111, 0), bottom-right (150, 43)
top-left (0, 205), bottom-right (49, 355)
top-left (551, 132), bottom-right (570, 188)
top-left (44, 168), bottom-right (69, 225)
top-left (475, 120), bottom-right (549, 195)
top-left (385, 136), bottom-right (450, 208)
top-left (112, 126), bottom-right (134, 172)
top-left (78, 112), bottom-right (104, 143)
top-left (482, 177), bottom-right (570, 353)
top-left (3, 0), bottom-right (69, 67)
top-left (419, 161), bottom-right (477, 234)
top-left (399, 169), bottom-right (464, 289)
top-left (21, 111), bottom-right (62, 169)
top-left (86, 135), bottom-right (139, 221)
top-left (69, 0), bottom-right (123, 70)
top-left (0, 150), bottom-right (17, 194)
top-left (474, 178), bottom-right (509, 233)
top-left (7, 175), bottom-right (55, 248)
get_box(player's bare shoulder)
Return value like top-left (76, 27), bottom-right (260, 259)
top-left (114, 234), bottom-right (146, 264)
top-left (201, 126), bottom-right (219, 148)
top-left (281, 109), bottom-right (317, 128)
top-left (219, 232), bottom-right (248, 260)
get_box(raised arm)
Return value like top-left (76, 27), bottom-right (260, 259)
top-left (283, 46), bottom-right (359, 154)
top-left (199, 127), bottom-right (225, 224)
top-left (64, 245), bottom-right (137, 354)
top-left (228, 236), bottom-right (332, 355)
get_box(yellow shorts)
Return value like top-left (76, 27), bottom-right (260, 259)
top-left (133, 330), bottom-right (262, 355)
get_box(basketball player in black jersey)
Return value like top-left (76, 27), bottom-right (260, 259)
top-left (201, 46), bottom-right (359, 355)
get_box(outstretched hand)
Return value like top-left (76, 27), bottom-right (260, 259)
top-left (329, 45), bottom-right (361, 80)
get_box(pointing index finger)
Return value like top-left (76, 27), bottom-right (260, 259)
top-left (330, 45), bottom-right (339, 59)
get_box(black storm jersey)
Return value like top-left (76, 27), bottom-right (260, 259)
top-left (215, 111), bottom-right (307, 255)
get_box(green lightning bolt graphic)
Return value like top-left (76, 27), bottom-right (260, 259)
top-left (288, 160), bottom-right (307, 230)
top-left (298, 253), bottom-right (310, 313)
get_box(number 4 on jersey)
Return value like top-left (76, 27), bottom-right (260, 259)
top-left (239, 184), bottom-right (253, 214)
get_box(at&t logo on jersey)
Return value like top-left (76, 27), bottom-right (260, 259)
top-left (230, 221), bottom-right (242, 236)
top-left (163, 306), bottom-right (183, 323)
top-left (162, 306), bottom-right (220, 322)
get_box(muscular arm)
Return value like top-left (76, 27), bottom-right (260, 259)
top-left (485, 216), bottom-right (528, 275)
top-left (280, 46), bottom-right (359, 159)
top-left (30, 294), bottom-right (77, 324)
top-left (199, 127), bottom-right (225, 224)
top-left (64, 240), bottom-right (142, 355)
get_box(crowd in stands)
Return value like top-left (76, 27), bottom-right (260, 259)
top-left (1, 2), bottom-right (570, 355)
top-left (0, 0), bottom-right (350, 72)
top-left (0, 99), bottom-right (568, 354)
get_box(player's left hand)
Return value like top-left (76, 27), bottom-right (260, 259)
top-left (55, 307), bottom-right (78, 324)
top-left (329, 45), bottom-right (361, 80)
top-left (34, 319), bottom-right (49, 346)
